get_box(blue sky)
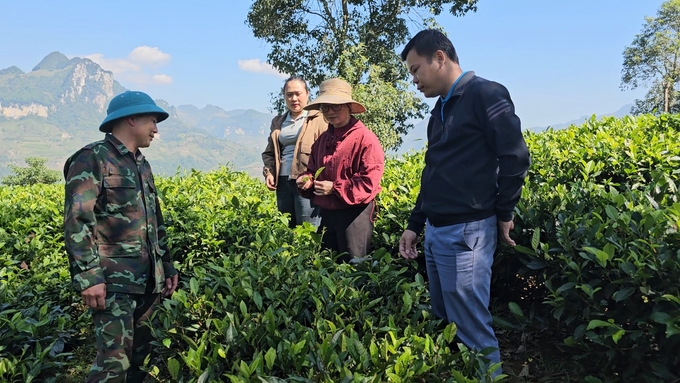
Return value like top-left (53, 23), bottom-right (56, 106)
top-left (0, 0), bottom-right (665, 128)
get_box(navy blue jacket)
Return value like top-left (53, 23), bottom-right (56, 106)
top-left (407, 72), bottom-right (530, 235)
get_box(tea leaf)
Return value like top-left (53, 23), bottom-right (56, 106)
top-left (314, 166), bottom-right (326, 179)
top-left (265, 347), bottom-right (276, 371)
top-left (508, 302), bottom-right (524, 319)
top-left (612, 287), bottom-right (635, 302)
top-left (168, 358), bottom-right (180, 380)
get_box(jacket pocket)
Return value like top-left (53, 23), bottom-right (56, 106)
top-left (298, 143), bottom-right (313, 169)
top-left (98, 242), bottom-right (148, 288)
top-left (103, 175), bottom-right (138, 214)
top-left (300, 143), bottom-right (312, 154)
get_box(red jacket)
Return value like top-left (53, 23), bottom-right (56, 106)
top-left (299, 117), bottom-right (384, 210)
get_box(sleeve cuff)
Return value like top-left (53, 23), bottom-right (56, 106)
top-left (163, 262), bottom-right (178, 278)
top-left (406, 220), bottom-right (425, 236)
top-left (497, 210), bottom-right (514, 222)
top-left (73, 267), bottom-right (106, 292)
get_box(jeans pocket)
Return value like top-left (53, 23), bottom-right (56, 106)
top-left (462, 220), bottom-right (480, 250)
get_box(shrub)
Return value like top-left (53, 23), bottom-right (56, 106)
top-left (496, 114), bottom-right (680, 382)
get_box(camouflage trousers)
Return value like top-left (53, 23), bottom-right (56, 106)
top-left (87, 284), bottom-right (160, 383)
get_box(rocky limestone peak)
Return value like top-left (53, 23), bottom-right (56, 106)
top-left (60, 58), bottom-right (116, 112)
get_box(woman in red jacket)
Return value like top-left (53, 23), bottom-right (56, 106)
top-left (296, 78), bottom-right (384, 263)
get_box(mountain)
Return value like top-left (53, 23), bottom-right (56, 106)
top-left (393, 103), bottom-right (636, 155)
top-left (0, 66), bottom-right (23, 76)
top-left (0, 52), bottom-right (268, 179)
top-left (176, 104), bottom-right (274, 149)
top-left (529, 104), bottom-right (634, 132)
top-left (32, 51), bottom-right (72, 71)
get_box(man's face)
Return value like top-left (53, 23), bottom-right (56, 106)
top-left (405, 49), bottom-right (443, 98)
top-left (131, 114), bottom-right (159, 148)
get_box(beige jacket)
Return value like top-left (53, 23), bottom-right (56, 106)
top-left (261, 110), bottom-right (328, 186)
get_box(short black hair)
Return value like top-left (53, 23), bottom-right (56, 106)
top-left (400, 29), bottom-right (458, 64)
top-left (282, 75), bottom-right (310, 94)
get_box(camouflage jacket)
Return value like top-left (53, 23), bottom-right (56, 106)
top-left (63, 134), bottom-right (177, 294)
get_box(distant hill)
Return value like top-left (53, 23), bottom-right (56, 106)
top-left (0, 52), bottom-right (270, 179)
top-left (176, 104), bottom-right (274, 150)
top-left (528, 104), bottom-right (634, 132)
top-left (393, 104), bottom-right (636, 155)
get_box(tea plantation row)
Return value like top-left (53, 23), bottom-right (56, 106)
top-left (1, 114), bottom-right (679, 382)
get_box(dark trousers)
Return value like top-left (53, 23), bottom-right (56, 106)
top-left (319, 200), bottom-right (375, 262)
top-left (276, 176), bottom-right (321, 229)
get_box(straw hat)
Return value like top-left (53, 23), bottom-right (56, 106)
top-left (304, 78), bottom-right (366, 114)
top-left (99, 91), bottom-right (169, 133)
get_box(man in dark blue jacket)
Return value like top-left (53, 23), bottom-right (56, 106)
top-left (398, 29), bottom-right (530, 376)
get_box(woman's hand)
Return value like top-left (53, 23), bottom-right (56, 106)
top-left (313, 180), bottom-right (334, 196)
top-left (296, 174), bottom-right (313, 190)
top-left (265, 174), bottom-right (276, 191)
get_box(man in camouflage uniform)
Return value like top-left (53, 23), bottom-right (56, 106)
top-left (63, 90), bottom-right (179, 382)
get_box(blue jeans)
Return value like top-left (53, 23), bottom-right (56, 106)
top-left (276, 176), bottom-right (320, 229)
top-left (424, 215), bottom-right (501, 375)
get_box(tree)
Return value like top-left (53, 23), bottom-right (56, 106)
top-left (2, 157), bottom-right (61, 186)
top-left (246, 0), bottom-right (478, 150)
top-left (621, 0), bottom-right (680, 115)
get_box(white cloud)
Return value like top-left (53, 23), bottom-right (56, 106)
top-left (238, 59), bottom-right (288, 78)
top-left (128, 46), bottom-right (171, 68)
top-left (85, 53), bottom-right (141, 74)
top-left (152, 74), bottom-right (173, 84)
top-left (84, 46), bottom-right (173, 86)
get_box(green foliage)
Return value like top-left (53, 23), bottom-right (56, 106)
top-left (0, 183), bottom-right (87, 383)
top-left (2, 157), bottom-right (60, 186)
top-left (0, 165), bottom-right (495, 382)
top-left (245, 0), bottom-right (477, 150)
top-left (621, 0), bottom-right (680, 114)
top-left (497, 114), bottom-right (680, 381)
top-left (372, 150), bottom-right (425, 253)
top-left (3, 114), bottom-right (680, 381)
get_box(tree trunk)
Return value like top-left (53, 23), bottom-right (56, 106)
top-left (664, 81), bottom-right (671, 113)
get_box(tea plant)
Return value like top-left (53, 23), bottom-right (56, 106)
top-left (1, 115), bottom-right (679, 381)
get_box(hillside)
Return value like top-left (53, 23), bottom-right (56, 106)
top-left (0, 52), bottom-right (270, 178)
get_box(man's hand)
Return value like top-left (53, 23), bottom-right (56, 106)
top-left (81, 283), bottom-right (107, 310)
top-left (265, 174), bottom-right (276, 191)
top-left (296, 174), bottom-right (313, 190)
top-left (162, 274), bottom-right (179, 297)
top-left (399, 230), bottom-right (419, 259)
top-left (498, 219), bottom-right (516, 246)
top-left (313, 180), bottom-right (334, 196)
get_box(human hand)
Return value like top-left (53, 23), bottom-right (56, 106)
top-left (399, 230), bottom-right (419, 259)
top-left (162, 274), bottom-right (179, 297)
top-left (498, 219), bottom-right (516, 246)
top-left (296, 174), bottom-right (313, 190)
top-left (81, 283), bottom-right (107, 310)
top-left (265, 174), bottom-right (276, 191)
top-left (313, 180), bottom-right (334, 196)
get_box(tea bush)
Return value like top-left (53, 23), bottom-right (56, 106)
top-left (497, 114), bottom-right (680, 381)
top-left (0, 167), bottom-right (497, 382)
top-left (0, 183), bottom-right (86, 382)
top-left (1, 114), bottom-right (679, 382)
